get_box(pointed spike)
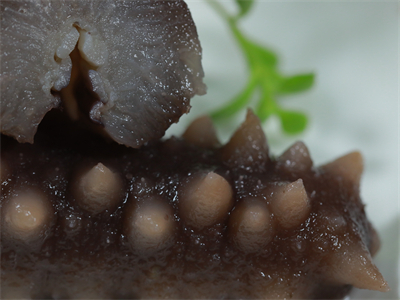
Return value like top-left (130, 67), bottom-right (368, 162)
top-left (220, 109), bottom-right (269, 170)
top-left (182, 115), bottom-right (219, 148)
top-left (179, 171), bottom-right (234, 229)
top-left (74, 162), bottom-right (124, 214)
top-left (269, 179), bottom-right (311, 229)
top-left (322, 152), bottom-right (363, 187)
top-left (278, 141), bottom-right (313, 172)
top-left (229, 197), bottom-right (274, 253)
top-left (326, 243), bottom-right (389, 292)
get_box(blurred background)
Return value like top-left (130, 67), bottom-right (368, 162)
top-left (167, 1), bottom-right (399, 299)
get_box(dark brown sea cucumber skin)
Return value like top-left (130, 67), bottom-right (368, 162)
top-left (0, 111), bottom-right (382, 299)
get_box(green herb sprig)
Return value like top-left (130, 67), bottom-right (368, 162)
top-left (207, 0), bottom-right (315, 134)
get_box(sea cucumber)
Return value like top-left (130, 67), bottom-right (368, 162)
top-left (0, 110), bottom-right (388, 299)
top-left (0, 0), bottom-right (389, 298)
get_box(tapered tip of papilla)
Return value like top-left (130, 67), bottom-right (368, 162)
top-left (2, 188), bottom-right (53, 241)
top-left (322, 151), bottom-right (363, 187)
top-left (277, 141), bottom-right (313, 172)
top-left (179, 171), bottom-right (234, 229)
top-left (73, 162), bottom-right (124, 214)
top-left (220, 109), bottom-right (269, 170)
top-left (325, 243), bottom-right (389, 292)
top-left (229, 197), bottom-right (273, 253)
top-left (124, 195), bottom-right (175, 253)
top-left (182, 115), bottom-right (219, 148)
top-left (269, 179), bottom-right (311, 229)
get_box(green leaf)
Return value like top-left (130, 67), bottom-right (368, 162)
top-left (279, 73), bottom-right (315, 94)
top-left (278, 110), bottom-right (308, 134)
top-left (235, 0), bottom-right (254, 18)
top-left (207, 0), bottom-right (313, 136)
top-left (250, 42), bottom-right (278, 68)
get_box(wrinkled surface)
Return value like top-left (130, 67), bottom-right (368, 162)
top-left (0, 111), bottom-right (387, 299)
top-left (1, 0), bottom-right (205, 147)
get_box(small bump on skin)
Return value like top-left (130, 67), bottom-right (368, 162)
top-left (322, 151), bottom-right (363, 187)
top-left (2, 188), bottom-right (53, 241)
top-left (124, 195), bottom-right (175, 253)
top-left (73, 162), bottom-right (124, 214)
top-left (318, 208), bottom-right (348, 234)
top-left (182, 115), bottom-right (219, 148)
top-left (61, 212), bottom-right (83, 236)
top-left (220, 109), bottom-right (269, 170)
top-left (277, 141), bottom-right (313, 172)
top-left (229, 197), bottom-right (273, 253)
top-left (179, 171), bottom-right (234, 229)
top-left (324, 243), bottom-right (389, 292)
top-left (269, 179), bottom-right (311, 229)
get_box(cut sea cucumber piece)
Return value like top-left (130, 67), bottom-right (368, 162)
top-left (1, 0), bottom-right (205, 147)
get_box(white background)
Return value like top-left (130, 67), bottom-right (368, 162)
top-left (167, 1), bottom-right (399, 299)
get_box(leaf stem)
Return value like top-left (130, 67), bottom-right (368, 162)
top-left (206, 0), bottom-right (313, 135)
top-left (211, 74), bottom-right (258, 120)
top-left (205, 0), bottom-right (230, 21)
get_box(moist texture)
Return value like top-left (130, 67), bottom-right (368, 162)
top-left (1, 0), bottom-right (205, 147)
top-left (0, 110), bottom-right (387, 299)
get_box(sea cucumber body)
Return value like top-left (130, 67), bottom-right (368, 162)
top-left (0, 112), bottom-right (386, 299)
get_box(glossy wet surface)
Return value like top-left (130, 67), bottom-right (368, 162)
top-left (0, 111), bottom-right (387, 299)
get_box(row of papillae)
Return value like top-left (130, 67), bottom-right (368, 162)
top-left (1, 111), bottom-right (315, 251)
top-left (0, 110), bottom-right (389, 295)
top-left (1, 155), bottom-right (311, 254)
